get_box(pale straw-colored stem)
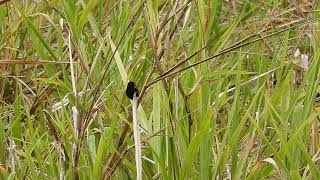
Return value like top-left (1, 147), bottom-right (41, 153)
top-left (132, 93), bottom-right (142, 180)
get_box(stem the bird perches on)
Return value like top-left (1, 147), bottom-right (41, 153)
top-left (132, 93), bottom-right (142, 180)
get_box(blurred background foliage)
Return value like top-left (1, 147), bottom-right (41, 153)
top-left (0, 0), bottom-right (320, 179)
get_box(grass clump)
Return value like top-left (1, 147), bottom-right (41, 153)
top-left (0, 0), bottom-right (320, 179)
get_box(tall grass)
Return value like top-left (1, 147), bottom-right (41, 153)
top-left (0, 0), bottom-right (320, 179)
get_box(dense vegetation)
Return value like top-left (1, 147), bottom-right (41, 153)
top-left (0, 0), bottom-right (320, 179)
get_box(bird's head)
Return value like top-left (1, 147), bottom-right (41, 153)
top-left (127, 81), bottom-right (135, 88)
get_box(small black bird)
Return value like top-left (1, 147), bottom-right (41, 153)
top-left (126, 81), bottom-right (139, 100)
